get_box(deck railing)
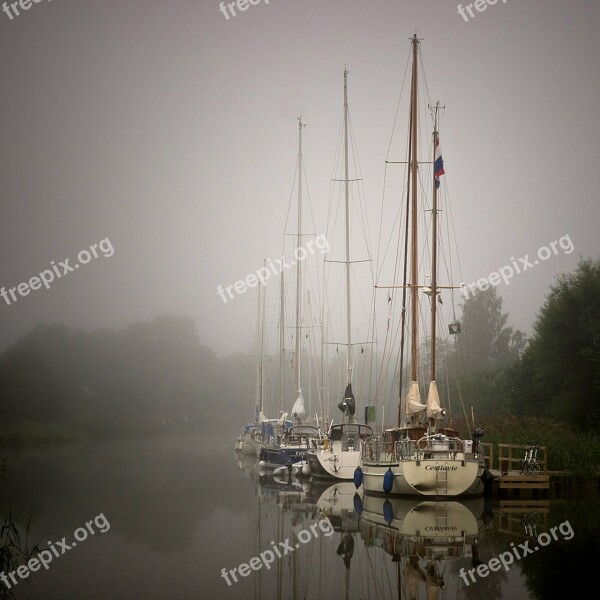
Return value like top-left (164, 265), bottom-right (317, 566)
top-left (361, 436), bottom-right (481, 463)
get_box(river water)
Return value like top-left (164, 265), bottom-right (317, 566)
top-left (1, 432), bottom-right (597, 599)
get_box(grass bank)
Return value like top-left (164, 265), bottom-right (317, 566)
top-left (453, 415), bottom-right (600, 476)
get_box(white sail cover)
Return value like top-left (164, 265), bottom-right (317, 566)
top-left (405, 381), bottom-right (427, 415)
top-left (427, 380), bottom-right (445, 420)
top-left (291, 394), bottom-right (305, 418)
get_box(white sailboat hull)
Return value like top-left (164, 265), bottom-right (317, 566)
top-left (361, 435), bottom-right (486, 497)
top-left (307, 441), bottom-right (361, 480)
top-left (306, 424), bottom-right (373, 480)
top-left (362, 453), bottom-right (484, 497)
top-left (240, 440), bottom-right (256, 455)
top-left (234, 438), bottom-right (256, 455)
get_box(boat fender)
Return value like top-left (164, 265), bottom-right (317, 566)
top-left (383, 499), bottom-right (394, 525)
top-left (353, 466), bottom-right (363, 489)
top-left (302, 464), bottom-right (311, 476)
top-left (481, 468), bottom-right (494, 485)
top-left (383, 467), bottom-right (394, 494)
top-left (353, 492), bottom-right (363, 515)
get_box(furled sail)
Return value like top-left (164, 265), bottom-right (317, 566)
top-left (291, 394), bottom-right (305, 419)
top-left (405, 381), bottom-right (427, 415)
top-left (426, 380), bottom-right (445, 420)
top-left (338, 383), bottom-right (356, 416)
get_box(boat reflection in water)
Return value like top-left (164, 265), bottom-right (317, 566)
top-left (360, 495), bottom-right (488, 599)
top-left (315, 481), bottom-right (362, 534)
top-left (237, 451), bottom-right (259, 479)
top-left (240, 455), bottom-right (494, 599)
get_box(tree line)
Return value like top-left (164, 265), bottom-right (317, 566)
top-left (0, 258), bottom-right (597, 445)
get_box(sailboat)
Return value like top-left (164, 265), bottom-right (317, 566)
top-left (235, 271), bottom-right (268, 455)
top-left (258, 117), bottom-right (324, 470)
top-left (361, 35), bottom-right (488, 497)
top-left (307, 69), bottom-right (373, 480)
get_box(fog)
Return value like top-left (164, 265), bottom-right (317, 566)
top-left (1, 0), bottom-right (598, 358)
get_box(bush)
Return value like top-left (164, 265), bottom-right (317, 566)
top-left (450, 415), bottom-right (600, 476)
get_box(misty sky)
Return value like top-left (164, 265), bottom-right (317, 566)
top-left (1, 0), bottom-right (599, 358)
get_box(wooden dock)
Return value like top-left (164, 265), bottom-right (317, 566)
top-left (483, 443), bottom-right (550, 495)
top-left (491, 470), bottom-right (550, 490)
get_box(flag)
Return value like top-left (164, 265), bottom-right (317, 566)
top-left (434, 136), bottom-right (445, 188)
top-left (365, 405), bottom-right (376, 424)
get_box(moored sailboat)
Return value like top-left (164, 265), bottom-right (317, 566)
top-left (235, 269), bottom-right (268, 455)
top-left (307, 69), bottom-right (374, 480)
top-left (361, 35), bottom-right (489, 497)
top-left (258, 117), bottom-right (324, 470)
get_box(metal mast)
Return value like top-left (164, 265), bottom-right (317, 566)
top-left (279, 271), bottom-right (285, 413)
top-left (260, 259), bottom-right (266, 416)
top-left (295, 117), bottom-right (306, 414)
top-left (343, 69), bottom-right (354, 408)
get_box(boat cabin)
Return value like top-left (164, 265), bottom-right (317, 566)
top-left (328, 423), bottom-right (373, 451)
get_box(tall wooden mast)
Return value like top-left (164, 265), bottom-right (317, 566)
top-left (430, 110), bottom-right (440, 382)
top-left (409, 34), bottom-right (420, 388)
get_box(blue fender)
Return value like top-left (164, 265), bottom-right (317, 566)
top-left (383, 467), bottom-right (394, 494)
top-left (353, 466), bottom-right (363, 489)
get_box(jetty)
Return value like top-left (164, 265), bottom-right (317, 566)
top-left (483, 443), bottom-right (550, 495)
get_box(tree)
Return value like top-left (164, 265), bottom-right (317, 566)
top-left (459, 286), bottom-right (526, 373)
top-left (446, 287), bottom-right (526, 417)
top-left (511, 257), bottom-right (600, 430)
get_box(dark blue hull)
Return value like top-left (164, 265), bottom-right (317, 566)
top-left (259, 446), bottom-right (307, 468)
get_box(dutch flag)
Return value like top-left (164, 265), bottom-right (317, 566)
top-left (434, 136), bottom-right (445, 189)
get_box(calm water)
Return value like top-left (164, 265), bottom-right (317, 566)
top-left (1, 433), bottom-right (598, 599)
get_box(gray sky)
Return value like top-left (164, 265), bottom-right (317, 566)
top-left (1, 0), bottom-right (598, 357)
